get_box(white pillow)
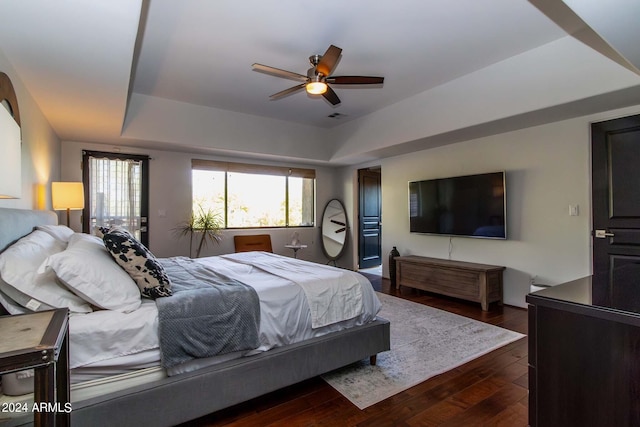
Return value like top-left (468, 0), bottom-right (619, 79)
top-left (0, 286), bottom-right (29, 315)
top-left (0, 277), bottom-right (54, 312)
top-left (0, 230), bottom-right (92, 313)
top-left (36, 224), bottom-right (75, 243)
top-left (40, 233), bottom-right (142, 313)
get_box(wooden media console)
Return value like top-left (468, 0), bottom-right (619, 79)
top-left (394, 256), bottom-right (505, 311)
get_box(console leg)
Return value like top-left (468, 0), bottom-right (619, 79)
top-left (370, 355), bottom-right (377, 365)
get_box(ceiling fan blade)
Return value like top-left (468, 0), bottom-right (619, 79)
top-left (326, 76), bottom-right (384, 85)
top-left (322, 85), bottom-right (341, 105)
top-left (269, 83), bottom-right (306, 100)
top-left (316, 45), bottom-right (342, 76)
top-left (252, 63), bottom-right (308, 82)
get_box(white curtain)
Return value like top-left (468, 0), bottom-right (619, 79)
top-left (88, 156), bottom-right (142, 239)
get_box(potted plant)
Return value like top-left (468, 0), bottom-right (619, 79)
top-left (175, 203), bottom-right (224, 258)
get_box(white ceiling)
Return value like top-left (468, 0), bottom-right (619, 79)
top-left (131, 0), bottom-right (566, 127)
top-left (1, 0), bottom-right (639, 165)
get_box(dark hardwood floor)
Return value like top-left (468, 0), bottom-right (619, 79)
top-left (179, 277), bottom-right (529, 427)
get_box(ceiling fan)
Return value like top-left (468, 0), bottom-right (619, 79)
top-left (251, 45), bottom-right (384, 106)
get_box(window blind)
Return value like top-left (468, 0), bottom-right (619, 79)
top-left (192, 159), bottom-right (315, 179)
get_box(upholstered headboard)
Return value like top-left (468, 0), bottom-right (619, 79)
top-left (0, 207), bottom-right (58, 253)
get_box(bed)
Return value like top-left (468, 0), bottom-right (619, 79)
top-left (0, 207), bottom-right (390, 426)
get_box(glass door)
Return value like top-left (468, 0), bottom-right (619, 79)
top-left (82, 150), bottom-right (150, 246)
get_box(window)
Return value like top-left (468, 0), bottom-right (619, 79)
top-left (82, 150), bottom-right (150, 245)
top-left (192, 160), bottom-right (315, 228)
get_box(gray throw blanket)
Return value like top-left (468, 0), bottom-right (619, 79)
top-left (156, 257), bottom-right (260, 369)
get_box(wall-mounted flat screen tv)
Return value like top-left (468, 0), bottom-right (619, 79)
top-left (409, 171), bottom-right (506, 239)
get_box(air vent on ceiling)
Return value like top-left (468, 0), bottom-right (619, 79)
top-left (327, 112), bottom-right (347, 119)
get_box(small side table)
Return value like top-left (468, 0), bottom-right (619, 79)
top-left (285, 244), bottom-right (307, 258)
top-left (0, 309), bottom-right (70, 426)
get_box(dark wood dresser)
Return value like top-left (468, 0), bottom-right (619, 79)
top-left (527, 276), bottom-right (640, 426)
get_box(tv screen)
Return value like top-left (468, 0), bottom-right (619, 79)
top-left (409, 171), bottom-right (506, 239)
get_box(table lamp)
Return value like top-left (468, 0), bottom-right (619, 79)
top-left (52, 182), bottom-right (84, 226)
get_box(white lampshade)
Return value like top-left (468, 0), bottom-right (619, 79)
top-left (0, 103), bottom-right (21, 199)
top-left (52, 182), bottom-right (85, 210)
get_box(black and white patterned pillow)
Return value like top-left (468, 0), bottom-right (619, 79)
top-left (95, 226), bottom-right (110, 239)
top-left (102, 228), bottom-right (172, 299)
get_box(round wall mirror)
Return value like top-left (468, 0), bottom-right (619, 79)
top-left (0, 72), bottom-right (20, 126)
top-left (321, 199), bottom-right (348, 264)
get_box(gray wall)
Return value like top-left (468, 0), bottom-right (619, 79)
top-left (62, 104), bottom-right (640, 309)
top-left (340, 104), bottom-right (640, 307)
top-left (0, 50), bottom-right (61, 211)
top-left (60, 141), bottom-right (341, 264)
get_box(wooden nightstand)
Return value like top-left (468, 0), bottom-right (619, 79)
top-left (0, 309), bottom-right (70, 426)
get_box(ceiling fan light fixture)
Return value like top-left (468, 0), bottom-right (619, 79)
top-left (253, 45), bottom-right (383, 106)
top-left (306, 81), bottom-right (327, 95)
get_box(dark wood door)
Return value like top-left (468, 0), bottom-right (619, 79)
top-left (592, 114), bottom-right (640, 309)
top-left (358, 169), bottom-right (381, 269)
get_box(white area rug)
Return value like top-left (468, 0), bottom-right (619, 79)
top-left (322, 292), bottom-right (526, 409)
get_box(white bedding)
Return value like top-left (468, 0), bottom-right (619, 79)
top-left (68, 253), bottom-right (381, 376)
top-left (69, 299), bottom-right (159, 369)
top-left (219, 252), bottom-right (364, 328)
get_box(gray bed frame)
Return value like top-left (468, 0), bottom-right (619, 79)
top-left (0, 207), bottom-right (391, 426)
